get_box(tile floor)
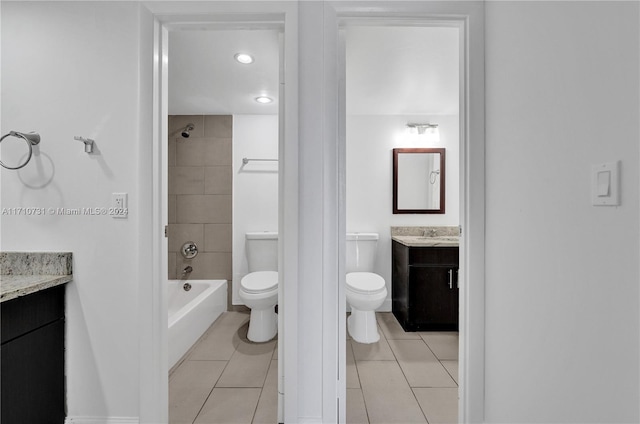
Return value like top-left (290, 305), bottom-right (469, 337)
top-left (169, 311), bottom-right (458, 424)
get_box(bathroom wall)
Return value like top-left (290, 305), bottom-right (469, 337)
top-left (231, 115), bottom-right (279, 305)
top-left (0, 1), bottom-right (152, 421)
top-left (167, 115), bottom-right (233, 286)
top-left (346, 114), bottom-right (459, 310)
top-left (484, 1), bottom-right (639, 422)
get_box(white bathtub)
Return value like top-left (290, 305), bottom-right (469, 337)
top-left (168, 279), bottom-right (227, 368)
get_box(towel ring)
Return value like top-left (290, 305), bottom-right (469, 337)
top-left (0, 131), bottom-right (41, 170)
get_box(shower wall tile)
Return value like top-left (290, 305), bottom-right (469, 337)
top-left (177, 253), bottom-right (232, 280)
top-left (204, 224), bottom-right (233, 252)
top-left (168, 253), bottom-right (177, 280)
top-left (204, 166), bottom-right (232, 194)
top-left (176, 195), bottom-right (232, 224)
top-left (169, 115), bottom-right (204, 139)
top-left (176, 138), bottom-right (206, 167)
top-left (204, 138), bottom-right (233, 166)
top-left (168, 195), bottom-right (177, 224)
top-left (168, 115), bottom-right (233, 288)
top-left (170, 167), bottom-right (204, 195)
top-left (168, 224), bottom-right (205, 253)
top-left (204, 115), bottom-right (233, 138)
top-left (168, 139), bottom-right (176, 166)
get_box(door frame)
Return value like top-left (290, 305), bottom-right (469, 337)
top-left (332, 2), bottom-right (485, 422)
top-left (143, 3), bottom-right (299, 423)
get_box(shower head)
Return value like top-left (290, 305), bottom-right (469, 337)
top-left (181, 123), bottom-right (195, 138)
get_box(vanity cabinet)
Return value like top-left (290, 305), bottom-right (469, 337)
top-left (1, 285), bottom-right (66, 424)
top-left (392, 240), bottom-right (458, 331)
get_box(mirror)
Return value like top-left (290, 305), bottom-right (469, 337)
top-left (393, 148), bottom-right (445, 214)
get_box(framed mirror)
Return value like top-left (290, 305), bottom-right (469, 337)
top-left (393, 148), bottom-right (445, 214)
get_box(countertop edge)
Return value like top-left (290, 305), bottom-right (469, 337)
top-left (0, 275), bottom-right (72, 303)
top-left (392, 236), bottom-right (460, 248)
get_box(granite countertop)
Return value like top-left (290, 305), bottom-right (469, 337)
top-left (391, 226), bottom-right (460, 247)
top-left (0, 252), bottom-right (73, 302)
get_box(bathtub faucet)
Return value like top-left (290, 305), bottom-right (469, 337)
top-left (182, 266), bottom-right (193, 275)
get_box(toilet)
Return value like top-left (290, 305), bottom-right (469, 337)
top-left (239, 232), bottom-right (278, 342)
top-left (346, 233), bottom-right (387, 344)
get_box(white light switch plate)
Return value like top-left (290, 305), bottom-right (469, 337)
top-left (592, 161), bottom-right (620, 206)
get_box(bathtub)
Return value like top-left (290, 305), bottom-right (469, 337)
top-left (168, 279), bottom-right (227, 368)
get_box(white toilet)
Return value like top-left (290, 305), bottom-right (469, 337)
top-left (346, 233), bottom-right (387, 344)
top-left (239, 232), bottom-right (278, 343)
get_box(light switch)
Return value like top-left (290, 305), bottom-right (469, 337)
top-left (596, 170), bottom-right (610, 196)
top-left (592, 161), bottom-right (620, 206)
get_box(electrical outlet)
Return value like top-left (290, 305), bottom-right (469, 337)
top-left (111, 192), bottom-right (128, 219)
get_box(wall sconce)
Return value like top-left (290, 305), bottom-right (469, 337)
top-left (406, 123), bottom-right (440, 143)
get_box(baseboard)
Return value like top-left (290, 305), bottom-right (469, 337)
top-left (65, 417), bottom-right (139, 424)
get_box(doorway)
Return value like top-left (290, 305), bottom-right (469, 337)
top-left (342, 22), bottom-right (461, 423)
top-left (148, 8), bottom-right (295, 422)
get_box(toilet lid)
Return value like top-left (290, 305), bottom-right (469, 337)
top-left (241, 271), bottom-right (278, 294)
top-left (346, 272), bottom-right (386, 295)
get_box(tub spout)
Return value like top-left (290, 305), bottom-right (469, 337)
top-left (182, 266), bottom-right (193, 275)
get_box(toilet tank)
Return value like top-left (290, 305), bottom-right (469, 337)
top-left (346, 233), bottom-right (379, 273)
top-left (246, 232), bottom-right (278, 272)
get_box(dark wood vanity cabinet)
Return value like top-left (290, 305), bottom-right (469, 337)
top-left (1, 285), bottom-right (66, 424)
top-left (392, 241), bottom-right (459, 331)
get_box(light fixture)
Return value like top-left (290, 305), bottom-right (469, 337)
top-left (234, 53), bottom-right (254, 64)
top-left (406, 123), bottom-right (440, 143)
top-left (255, 96), bottom-right (273, 104)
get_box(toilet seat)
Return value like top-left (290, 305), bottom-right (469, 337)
top-left (241, 271), bottom-right (278, 294)
top-left (346, 272), bottom-right (386, 295)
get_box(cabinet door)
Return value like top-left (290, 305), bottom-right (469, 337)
top-left (1, 320), bottom-right (65, 424)
top-left (409, 265), bottom-right (457, 330)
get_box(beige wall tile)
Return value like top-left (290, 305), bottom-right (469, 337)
top-left (204, 166), bottom-right (232, 194)
top-left (171, 166), bottom-right (204, 195)
top-left (204, 115), bottom-right (232, 138)
top-left (176, 195), bottom-right (232, 224)
top-left (168, 195), bottom-right (177, 224)
top-left (168, 138), bottom-right (176, 166)
top-left (170, 115), bottom-right (204, 138)
top-left (168, 224), bottom-right (204, 253)
top-left (204, 137), bottom-right (232, 166)
top-left (177, 252), bottom-right (232, 280)
top-left (168, 115), bottom-right (233, 281)
top-left (168, 252), bottom-right (177, 280)
top-left (204, 224), bottom-right (232, 252)
top-left (176, 138), bottom-right (206, 167)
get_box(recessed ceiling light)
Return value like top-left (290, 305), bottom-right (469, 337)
top-left (255, 96), bottom-right (273, 104)
top-left (234, 53), bottom-right (254, 64)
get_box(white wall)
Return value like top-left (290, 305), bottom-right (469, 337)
top-left (1, 2), bottom-right (150, 421)
top-left (232, 114), bottom-right (279, 305)
top-left (484, 2), bottom-right (639, 422)
top-left (346, 114), bottom-right (459, 310)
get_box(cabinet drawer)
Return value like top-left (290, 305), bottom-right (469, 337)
top-left (409, 247), bottom-right (458, 265)
top-left (1, 285), bottom-right (65, 344)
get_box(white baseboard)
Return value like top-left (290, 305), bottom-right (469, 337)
top-left (65, 417), bottom-right (139, 424)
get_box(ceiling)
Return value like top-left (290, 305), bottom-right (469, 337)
top-left (168, 26), bottom-right (459, 116)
